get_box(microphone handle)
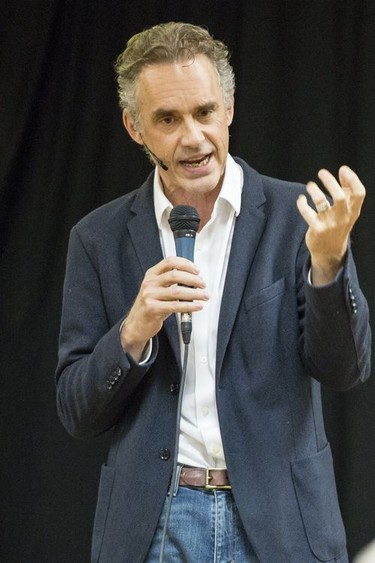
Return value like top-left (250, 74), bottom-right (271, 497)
top-left (173, 230), bottom-right (196, 344)
top-left (174, 232), bottom-right (195, 262)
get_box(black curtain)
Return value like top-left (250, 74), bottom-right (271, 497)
top-left (1, 1), bottom-right (374, 561)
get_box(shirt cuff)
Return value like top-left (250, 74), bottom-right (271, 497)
top-left (119, 318), bottom-right (152, 365)
top-left (307, 266), bottom-right (344, 286)
top-left (139, 340), bottom-right (152, 365)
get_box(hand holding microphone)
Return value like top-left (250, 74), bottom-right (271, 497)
top-left (120, 206), bottom-right (206, 357)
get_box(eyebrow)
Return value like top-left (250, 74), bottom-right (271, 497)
top-left (152, 102), bottom-right (219, 122)
top-left (152, 108), bottom-right (175, 122)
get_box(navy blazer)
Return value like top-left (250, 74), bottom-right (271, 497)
top-left (56, 158), bottom-right (371, 562)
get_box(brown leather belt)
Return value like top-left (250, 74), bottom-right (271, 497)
top-left (179, 466), bottom-right (231, 490)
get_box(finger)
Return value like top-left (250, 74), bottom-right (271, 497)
top-left (306, 181), bottom-right (332, 214)
top-left (316, 200), bottom-right (331, 214)
top-left (338, 165), bottom-right (366, 197)
top-left (318, 167), bottom-right (366, 217)
top-left (166, 283), bottom-right (209, 303)
top-left (296, 194), bottom-right (319, 225)
top-left (316, 169), bottom-right (346, 207)
top-left (148, 290), bottom-right (208, 309)
top-left (151, 256), bottom-right (199, 275)
top-left (159, 267), bottom-right (206, 290)
top-left (338, 165), bottom-right (366, 218)
top-left (145, 258), bottom-right (201, 286)
top-left (138, 284), bottom-right (208, 317)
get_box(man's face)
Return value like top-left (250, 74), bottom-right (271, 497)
top-left (124, 54), bottom-right (234, 200)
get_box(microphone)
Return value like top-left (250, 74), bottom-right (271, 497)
top-left (141, 139), bottom-right (169, 171)
top-left (168, 205), bottom-right (200, 344)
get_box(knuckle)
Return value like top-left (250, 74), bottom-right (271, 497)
top-left (173, 285), bottom-right (185, 299)
top-left (144, 267), bottom-right (157, 283)
top-left (169, 269), bottom-right (179, 283)
top-left (315, 224), bottom-right (325, 235)
top-left (141, 278), bottom-right (154, 293)
top-left (335, 193), bottom-right (346, 204)
top-left (164, 256), bottom-right (178, 268)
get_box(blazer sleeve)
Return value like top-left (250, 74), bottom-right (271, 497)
top-left (298, 247), bottom-right (371, 390)
top-left (55, 226), bottom-right (158, 439)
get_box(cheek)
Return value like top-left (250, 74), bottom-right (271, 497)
top-left (209, 119), bottom-right (230, 143)
top-left (215, 124), bottom-right (230, 150)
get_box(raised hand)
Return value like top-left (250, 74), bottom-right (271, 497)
top-left (296, 166), bottom-right (366, 285)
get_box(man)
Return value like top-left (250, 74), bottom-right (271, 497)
top-left (56, 22), bottom-right (371, 562)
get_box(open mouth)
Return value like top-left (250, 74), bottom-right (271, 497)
top-left (180, 154), bottom-right (211, 168)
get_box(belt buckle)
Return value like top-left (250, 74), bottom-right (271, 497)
top-left (205, 468), bottom-right (231, 490)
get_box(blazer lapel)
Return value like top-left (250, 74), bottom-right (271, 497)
top-left (128, 176), bottom-right (181, 370)
top-left (216, 161), bottom-right (267, 378)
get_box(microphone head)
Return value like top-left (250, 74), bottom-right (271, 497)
top-left (168, 205), bottom-right (200, 233)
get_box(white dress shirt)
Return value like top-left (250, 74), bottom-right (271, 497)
top-left (153, 155), bottom-right (243, 468)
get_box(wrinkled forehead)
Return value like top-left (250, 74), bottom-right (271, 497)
top-left (137, 55), bottom-right (222, 105)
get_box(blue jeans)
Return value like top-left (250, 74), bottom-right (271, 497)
top-left (145, 486), bottom-right (259, 562)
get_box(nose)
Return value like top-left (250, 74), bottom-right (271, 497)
top-left (180, 117), bottom-right (205, 147)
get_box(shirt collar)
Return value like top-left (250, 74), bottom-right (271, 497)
top-left (153, 154), bottom-right (243, 229)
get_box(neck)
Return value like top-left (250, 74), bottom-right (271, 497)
top-left (163, 182), bottom-right (223, 231)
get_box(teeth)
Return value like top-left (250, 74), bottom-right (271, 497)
top-left (183, 156), bottom-right (209, 168)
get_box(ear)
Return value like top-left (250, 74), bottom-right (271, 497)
top-left (226, 96), bottom-right (235, 126)
top-left (122, 111), bottom-right (143, 145)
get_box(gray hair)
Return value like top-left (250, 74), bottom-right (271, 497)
top-left (114, 22), bottom-right (235, 129)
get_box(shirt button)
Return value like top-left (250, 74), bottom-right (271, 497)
top-left (202, 406), bottom-right (209, 416)
top-left (159, 448), bottom-right (170, 461)
top-left (201, 356), bottom-right (207, 364)
top-left (212, 444), bottom-right (222, 456)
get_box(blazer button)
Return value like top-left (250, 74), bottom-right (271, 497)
top-left (170, 383), bottom-right (179, 395)
top-left (159, 448), bottom-right (170, 461)
top-left (106, 367), bottom-right (123, 389)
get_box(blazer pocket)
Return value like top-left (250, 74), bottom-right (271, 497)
top-left (91, 464), bottom-right (116, 563)
top-left (245, 277), bottom-right (286, 311)
top-left (291, 443), bottom-right (347, 561)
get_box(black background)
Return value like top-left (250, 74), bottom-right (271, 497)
top-left (1, 1), bottom-right (374, 561)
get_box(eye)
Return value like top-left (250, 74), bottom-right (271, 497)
top-left (198, 107), bottom-right (215, 120)
top-left (161, 115), bottom-right (174, 125)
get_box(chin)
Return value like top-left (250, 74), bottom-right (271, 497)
top-left (182, 172), bottom-right (223, 193)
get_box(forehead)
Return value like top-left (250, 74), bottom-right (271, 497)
top-left (137, 55), bottom-right (223, 113)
